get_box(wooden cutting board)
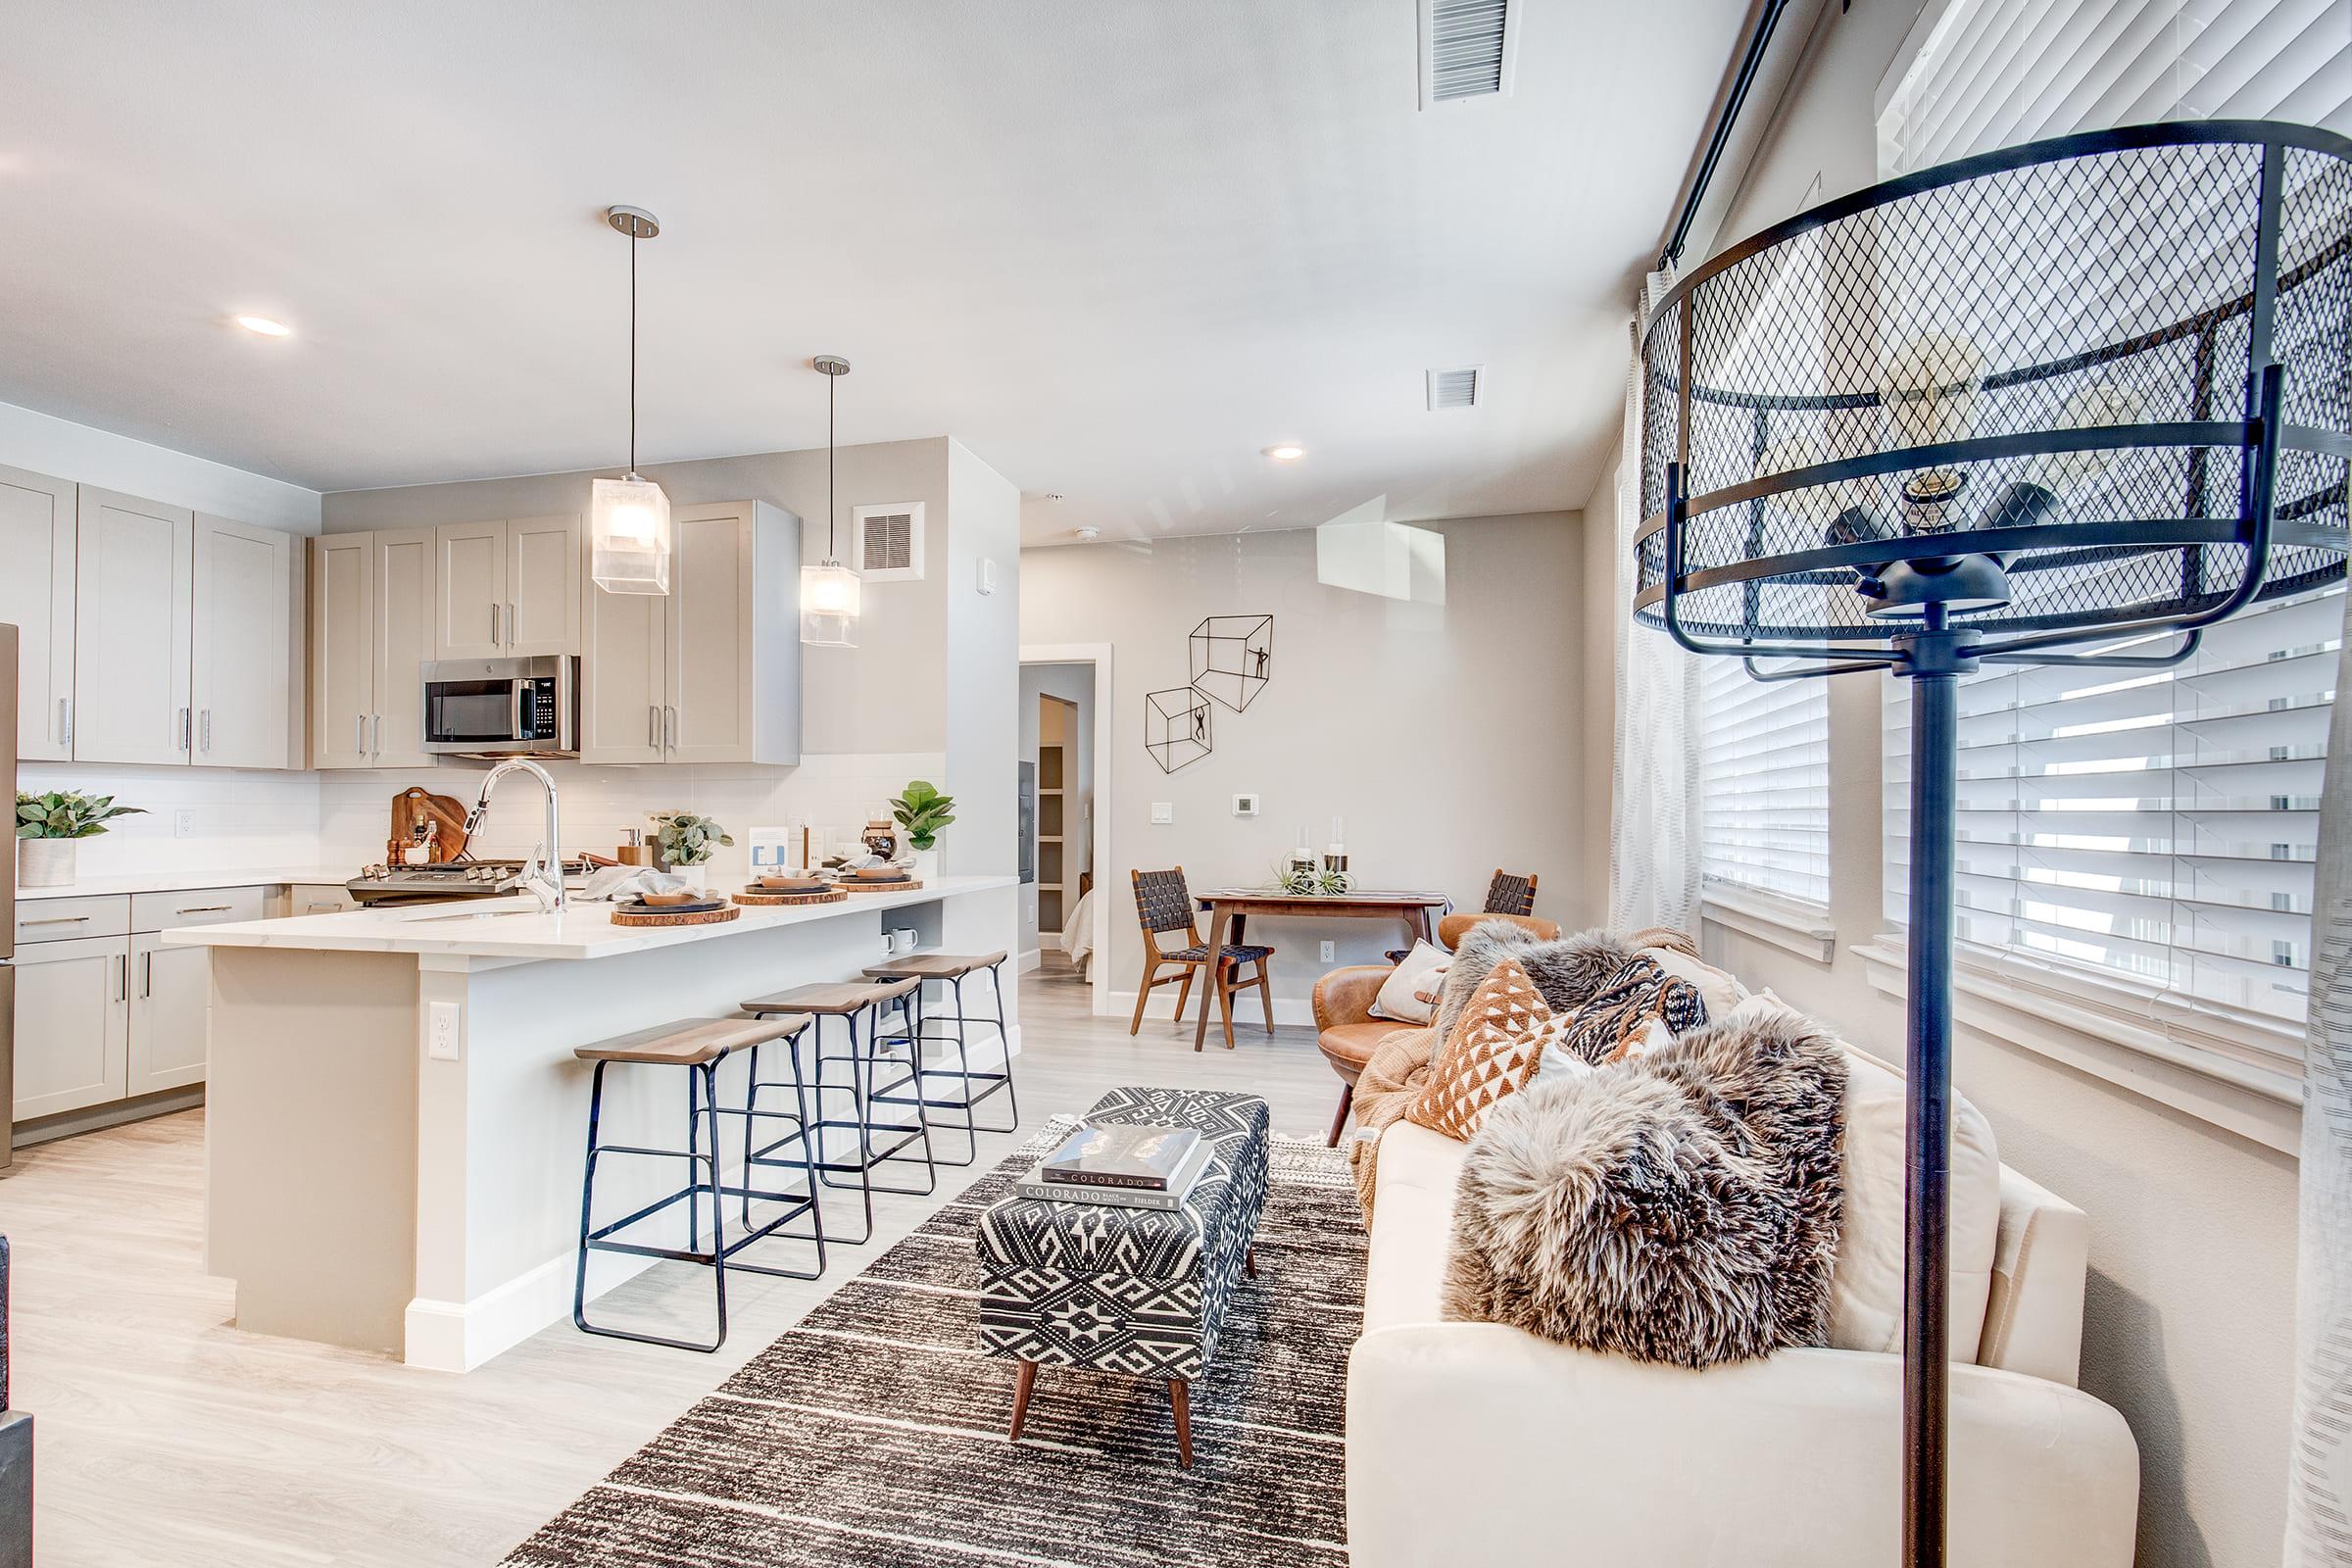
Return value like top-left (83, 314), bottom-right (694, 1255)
top-left (391, 787), bottom-right (470, 862)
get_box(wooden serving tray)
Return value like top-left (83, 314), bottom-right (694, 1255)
top-left (734, 888), bottom-right (849, 906)
top-left (610, 903), bottom-right (742, 928)
top-left (838, 878), bottom-right (922, 894)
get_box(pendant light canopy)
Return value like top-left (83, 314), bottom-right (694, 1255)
top-left (801, 353), bottom-right (861, 647)
top-left (590, 205), bottom-right (672, 596)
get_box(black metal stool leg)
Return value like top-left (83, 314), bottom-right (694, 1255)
top-left (571, 1060), bottom-right (610, 1333)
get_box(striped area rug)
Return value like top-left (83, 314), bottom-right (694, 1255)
top-left (505, 1130), bottom-right (1363, 1567)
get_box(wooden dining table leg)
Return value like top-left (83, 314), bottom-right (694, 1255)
top-left (1192, 902), bottom-right (1231, 1052)
top-left (1409, 904), bottom-right (1435, 946)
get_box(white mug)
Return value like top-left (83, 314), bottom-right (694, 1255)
top-left (890, 926), bottom-right (918, 956)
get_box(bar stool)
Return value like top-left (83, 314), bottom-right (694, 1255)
top-left (859, 951), bottom-right (1018, 1166)
top-left (741, 976), bottom-right (934, 1247)
top-left (571, 1012), bottom-right (825, 1354)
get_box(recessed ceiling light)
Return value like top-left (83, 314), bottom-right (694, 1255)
top-left (1262, 443), bottom-right (1306, 462)
top-left (234, 315), bottom-right (294, 338)
top-left (1073, 525), bottom-right (1102, 541)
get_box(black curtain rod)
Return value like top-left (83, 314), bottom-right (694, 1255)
top-left (1659, 0), bottom-right (1797, 271)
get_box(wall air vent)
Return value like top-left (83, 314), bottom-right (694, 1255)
top-left (1426, 366), bottom-right (1484, 410)
top-left (1420, 0), bottom-right (1516, 108)
top-left (853, 501), bottom-right (924, 582)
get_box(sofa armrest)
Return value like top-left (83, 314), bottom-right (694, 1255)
top-left (1980, 1165), bottom-right (2088, 1387)
top-left (1313, 965), bottom-right (1393, 1032)
top-left (1347, 1324), bottom-right (2137, 1568)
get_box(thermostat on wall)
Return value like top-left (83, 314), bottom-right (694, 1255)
top-left (1232, 793), bottom-right (1259, 816)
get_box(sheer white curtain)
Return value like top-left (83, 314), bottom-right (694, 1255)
top-left (1606, 270), bottom-right (1705, 934)
top-left (2288, 586), bottom-right (2352, 1566)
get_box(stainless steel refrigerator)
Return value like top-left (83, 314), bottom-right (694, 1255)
top-left (1, 624), bottom-right (17, 1173)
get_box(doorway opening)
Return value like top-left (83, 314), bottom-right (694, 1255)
top-left (1018, 643), bottom-right (1112, 1016)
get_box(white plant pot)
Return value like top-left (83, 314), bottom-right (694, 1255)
top-left (667, 863), bottom-right (709, 895)
top-left (913, 847), bottom-right (941, 884)
top-left (19, 837), bottom-right (76, 888)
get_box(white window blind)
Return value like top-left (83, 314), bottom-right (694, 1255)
top-left (1702, 661), bottom-right (1833, 908)
top-left (1875, 0), bottom-right (2346, 1024)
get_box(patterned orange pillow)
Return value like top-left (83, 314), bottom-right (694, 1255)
top-left (1403, 956), bottom-right (1558, 1141)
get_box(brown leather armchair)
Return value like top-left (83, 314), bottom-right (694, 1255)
top-left (1311, 965), bottom-right (1412, 1148)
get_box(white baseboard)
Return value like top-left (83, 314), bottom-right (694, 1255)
top-left (403, 1023), bottom-right (1024, 1373)
top-left (1016, 949), bottom-right (1043, 974)
top-left (1107, 990), bottom-right (1315, 1029)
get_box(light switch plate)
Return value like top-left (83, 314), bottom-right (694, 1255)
top-left (427, 1001), bottom-right (462, 1062)
top-left (1151, 802), bottom-right (1173, 824)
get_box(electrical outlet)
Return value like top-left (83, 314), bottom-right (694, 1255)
top-left (427, 1002), bottom-right (462, 1062)
top-left (173, 808), bottom-right (197, 838)
top-left (1320, 941), bottom-right (1337, 962)
top-left (1152, 802), bottom-right (1173, 824)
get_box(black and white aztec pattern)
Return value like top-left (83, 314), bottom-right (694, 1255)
top-left (504, 1134), bottom-right (1361, 1567)
top-left (978, 1088), bottom-right (1269, 1381)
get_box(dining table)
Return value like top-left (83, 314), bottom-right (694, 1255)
top-left (1190, 887), bottom-right (1451, 1051)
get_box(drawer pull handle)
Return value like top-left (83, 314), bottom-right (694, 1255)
top-left (176, 905), bottom-right (234, 914)
top-left (21, 914), bottom-right (91, 926)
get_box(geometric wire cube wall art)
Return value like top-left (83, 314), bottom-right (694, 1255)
top-left (1144, 686), bottom-right (1214, 774)
top-left (1188, 614), bottom-right (1274, 711)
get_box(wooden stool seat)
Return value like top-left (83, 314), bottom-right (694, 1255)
top-left (574, 1014), bottom-right (808, 1067)
top-left (860, 950), bottom-right (1007, 982)
top-left (742, 977), bottom-right (919, 1016)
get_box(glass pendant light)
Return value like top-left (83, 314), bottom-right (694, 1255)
top-left (801, 354), bottom-right (860, 646)
top-left (590, 205), bottom-right (672, 595)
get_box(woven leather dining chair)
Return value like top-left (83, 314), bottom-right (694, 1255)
top-left (1387, 868), bottom-right (1540, 962)
top-left (1129, 866), bottom-right (1275, 1049)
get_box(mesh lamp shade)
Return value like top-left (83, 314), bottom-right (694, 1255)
top-left (800, 561), bottom-right (860, 648)
top-left (1629, 121), bottom-right (2349, 1568)
top-left (1635, 122), bottom-right (2349, 654)
top-left (589, 475), bottom-right (672, 595)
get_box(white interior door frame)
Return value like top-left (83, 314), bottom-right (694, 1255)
top-left (1020, 641), bottom-right (1113, 1016)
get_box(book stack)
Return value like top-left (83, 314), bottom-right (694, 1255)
top-left (1014, 1123), bottom-right (1211, 1212)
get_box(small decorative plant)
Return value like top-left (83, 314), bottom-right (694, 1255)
top-left (651, 810), bottom-right (733, 867)
top-left (890, 780), bottom-right (956, 852)
top-left (1270, 857), bottom-right (1353, 896)
top-left (17, 791), bottom-right (144, 839)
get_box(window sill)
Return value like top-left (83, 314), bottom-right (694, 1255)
top-left (1701, 889), bottom-right (1838, 963)
top-left (1850, 937), bottom-right (2304, 1156)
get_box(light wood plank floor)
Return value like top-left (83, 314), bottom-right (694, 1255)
top-left (0, 955), bottom-right (1344, 1567)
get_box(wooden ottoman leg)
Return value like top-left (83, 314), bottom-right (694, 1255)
top-left (1007, 1359), bottom-right (1039, 1442)
top-left (1245, 1244), bottom-right (1259, 1279)
top-left (1168, 1378), bottom-right (1194, 1469)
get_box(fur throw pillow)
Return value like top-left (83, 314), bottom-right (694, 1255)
top-left (1442, 1004), bottom-right (1847, 1368)
top-left (1433, 924), bottom-right (1638, 1042)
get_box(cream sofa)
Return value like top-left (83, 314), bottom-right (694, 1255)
top-left (1341, 957), bottom-right (2142, 1566)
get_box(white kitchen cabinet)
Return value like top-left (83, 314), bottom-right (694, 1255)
top-left (191, 514), bottom-right (293, 768)
top-left (579, 573), bottom-right (666, 764)
top-left (0, 464), bottom-right (76, 760)
top-left (578, 501), bottom-right (800, 766)
top-left (74, 487), bottom-right (194, 764)
top-left (126, 930), bottom-right (209, 1097)
top-left (12, 933), bottom-right (129, 1122)
top-left (507, 514), bottom-right (582, 657)
top-left (313, 528), bottom-right (437, 767)
top-left (287, 883), bottom-right (359, 916)
top-left (433, 514), bottom-right (581, 661)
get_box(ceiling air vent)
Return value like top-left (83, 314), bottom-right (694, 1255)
top-left (1421, 0), bottom-right (1516, 108)
top-left (1427, 366), bottom-right (1484, 410)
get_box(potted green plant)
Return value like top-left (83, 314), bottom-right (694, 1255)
top-left (890, 780), bottom-right (956, 882)
top-left (649, 810), bottom-right (733, 893)
top-left (16, 791), bottom-right (145, 888)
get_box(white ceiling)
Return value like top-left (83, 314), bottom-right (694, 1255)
top-left (0, 0), bottom-right (1747, 544)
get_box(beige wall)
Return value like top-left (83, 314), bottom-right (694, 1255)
top-left (1020, 512), bottom-right (1594, 1020)
top-left (1576, 4), bottom-right (2304, 1563)
top-left (321, 437), bottom-right (957, 757)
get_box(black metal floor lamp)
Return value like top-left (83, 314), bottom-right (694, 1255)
top-left (1633, 121), bottom-right (2350, 1566)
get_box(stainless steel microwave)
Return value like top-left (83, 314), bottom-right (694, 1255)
top-left (422, 656), bottom-right (578, 757)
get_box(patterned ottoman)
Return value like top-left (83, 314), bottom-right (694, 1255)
top-left (977, 1085), bottom-right (1271, 1467)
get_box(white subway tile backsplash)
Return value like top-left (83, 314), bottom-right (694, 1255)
top-left (16, 753), bottom-right (944, 887)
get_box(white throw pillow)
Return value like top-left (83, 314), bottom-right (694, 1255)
top-left (1832, 1039), bottom-right (2001, 1361)
top-left (1369, 939), bottom-right (1451, 1024)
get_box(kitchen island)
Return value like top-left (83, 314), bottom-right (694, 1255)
top-left (166, 875), bottom-right (1017, 1371)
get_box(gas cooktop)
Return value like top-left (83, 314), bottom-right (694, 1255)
top-left (346, 858), bottom-right (595, 907)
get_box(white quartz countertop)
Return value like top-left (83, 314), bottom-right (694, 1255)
top-left (161, 874), bottom-right (1014, 961)
top-left (18, 865), bottom-right (357, 902)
